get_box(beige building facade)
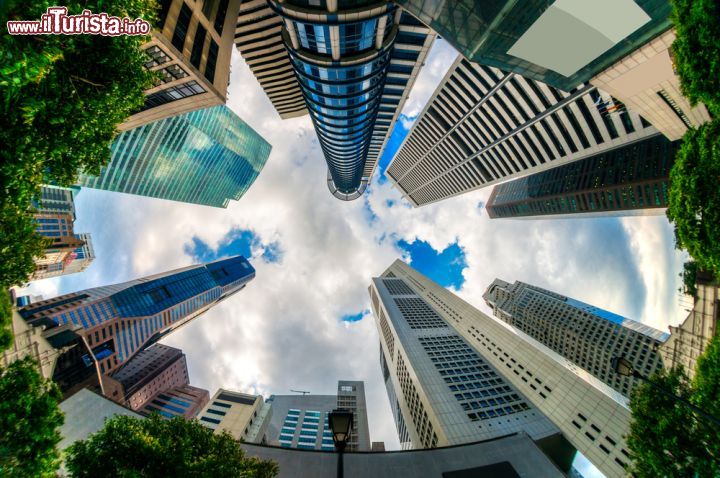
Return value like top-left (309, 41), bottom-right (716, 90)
top-left (591, 29), bottom-right (711, 141)
top-left (121, 0), bottom-right (241, 130)
top-left (197, 389), bottom-right (272, 443)
top-left (660, 281), bottom-right (719, 379)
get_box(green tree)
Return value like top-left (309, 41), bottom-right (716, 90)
top-left (679, 260), bottom-right (699, 298)
top-left (0, 290), bottom-right (14, 353)
top-left (666, 120), bottom-right (720, 275)
top-left (627, 336), bottom-right (720, 477)
top-left (670, 0), bottom-right (720, 115)
top-left (66, 414), bottom-right (279, 478)
top-left (0, 0), bottom-right (158, 287)
top-left (0, 358), bottom-right (65, 478)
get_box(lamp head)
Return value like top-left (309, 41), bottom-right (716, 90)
top-left (328, 409), bottom-right (353, 448)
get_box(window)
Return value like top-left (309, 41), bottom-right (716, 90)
top-left (171, 3), bottom-right (192, 52)
top-left (190, 24), bottom-right (207, 69)
top-left (204, 40), bottom-right (219, 84)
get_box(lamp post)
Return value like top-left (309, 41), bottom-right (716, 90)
top-left (610, 356), bottom-right (720, 426)
top-left (328, 409), bottom-right (353, 478)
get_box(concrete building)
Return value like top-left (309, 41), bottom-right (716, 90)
top-left (102, 343), bottom-right (209, 417)
top-left (241, 433), bottom-right (564, 478)
top-left (591, 29), bottom-right (712, 141)
top-left (396, 0), bottom-right (672, 92)
top-left (31, 186), bottom-right (93, 282)
top-left (78, 106), bottom-right (271, 208)
top-left (370, 260), bottom-right (635, 478)
top-left (485, 135), bottom-right (679, 219)
top-left (197, 389), bottom-right (272, 443)
top-left (483, 279), bottom-right (668, 397)
top-left (387, 57), bottom-right (664, 207)
top-left (16, 255), bottom-right (255, 395)
top-left (121, 0), bottom-right (241, 130)
top-left (234, 0), bottom-right (307, 119)
top-left (266, 381), bottom-right (371, 452)
top-left (370, 441), bottom-right (386, 452)
top-left (661, 281), bottom-right (719, 379)
top-left (236, 1), bottom-right (435, 200)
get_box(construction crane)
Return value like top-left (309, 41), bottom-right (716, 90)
top-left (290, 389), bottom-right (310, 396)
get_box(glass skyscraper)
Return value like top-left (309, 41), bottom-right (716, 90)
top-left (396, 0), bottom-right (671, 91)
top-left (78, 106), bottom-right (271, 208)
top-left (263, 1), bottom-right (434, 200)
top-left (486, 135), bottom-right (679, 219)
top-left (18, 256), bottom-right (255, 384)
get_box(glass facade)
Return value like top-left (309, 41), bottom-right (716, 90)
top-left (78, 106), bottom-right (271, 208)
top-left (486, 135), bottom-right (679, 218)
top-left (268, 0), bottom-right (399, 200)
top-left (397, 0), bottom-right (672, 92)
top-left (18, 256), bottom-right (255, 372)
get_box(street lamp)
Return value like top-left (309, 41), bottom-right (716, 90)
top-left (328, 409), bottom-right (353, 478)
top-left (610, 356), bottom-right (720, 426)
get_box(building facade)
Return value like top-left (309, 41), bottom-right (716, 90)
top-left (102, 343), bottom-right (209, 416)
top-left (236, 1), bottom-right (434, 200)
top-left (78, 106), bottom-right (271, 208)
top-left (266, 381), bottom-right (371, 452)
top-left (122, 0), bottom-right (241, 130)
top-left (31, 186), bottom-right (93, 282)
top-left (396, 0), bottom-right (672, 92)
top-left (16, 256), bottom-right (255, 391)
top-left (591, 29), bottom-right (712, 141)
top-left (660, 281), bottom-right (719, 379)
top-left (485, 134), bottom-right (679, 219)
top-left (198, 389), bottom-right (272, 443)
top-left (234, 0), bottom-right (307, 119)
top-left (483, 279), bottom-right (668, 397)
top-left (387, 57), bottom-right (662, 207)
top-left (370, 260), bottom-right (635, 478)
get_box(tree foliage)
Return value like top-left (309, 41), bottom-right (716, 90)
top-left (666, 120), bottom-right (720, 275)
top-left (627, 336), bottom-right (720, 477)
top-left (679, 260), bottom-right (699, 298)
top-left (66, 414), bottom-right (279, 478)
top-left (0, 290), bottom-right (13, 353)
top-left (0, 0), bottom-right (158, 287)
top-left (0, 358), bottom-right (65, 478)
top-left (670, 0), bottom-right (720, 115)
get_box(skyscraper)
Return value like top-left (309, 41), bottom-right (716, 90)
top-left (122, 0), bottom-right (241, 130)
top-left (485, 135), bottom-right (679, 219)
top-left (266, 381), bottom-right (371, 451)
top-left (387, 57), bottom-right (662, 207)
top-left (236, 1), bottom-right (435, 200)
top-left (31, 186), bottom-right (92, 282)
top-left (483, 279), bottom-right (668, 396)
top-left (78, 106), bottom-right (271, 208)
top-left (370, 260), bottom-right (634, 478)
top-left (395, 0), bottom-right (672, 92)
top-left (102, 343), bottom-right (209, 417)
top-left (198, 389), bottom-right (273, 443)
top-left (17, 255), bottom-right (255, 384)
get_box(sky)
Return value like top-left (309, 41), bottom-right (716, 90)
top-left (18, 39), bottom-right (690, 477)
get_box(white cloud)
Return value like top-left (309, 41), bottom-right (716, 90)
top-left (18, 40), bottom-right (687, 462)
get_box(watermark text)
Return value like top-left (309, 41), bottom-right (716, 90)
top-left (7, 7), bottom-right (151, 36)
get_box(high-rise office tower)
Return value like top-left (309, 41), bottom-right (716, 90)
top-left (78, 106), bottom-right (271, 208)
top-left (395, 0), bottom-right (671, 92)
top-left (483, 279), bottom-right (668, 397)
top-left (485, 135), bottom-right (679, 219)
top-left (234, 0), bottom-right (307, 119)
top-left (370, 260), bottom-right (634, 478)
top-left (17, 256), bottom-right (255, 385)
top-left (236, 1), bottom-right (435, 200)
top-left (387, 57), bottom-right (662, 207)
top-left (102, 343), bottom-right (209, 417)
top-left (122, 0), bottom-right (241, 130)
top-left (337, 380), bottom-right (371, 452)
top-left (198, 389), bottom-right (273, 443)
top-left (31, 186), bottom-right (92, 282)
top-left (266, 381), bottom-right (371, 451)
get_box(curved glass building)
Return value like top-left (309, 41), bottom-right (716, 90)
top-left (268, 0), bottom-right (400, 200)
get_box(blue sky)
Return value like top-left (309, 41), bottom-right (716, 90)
top-left (18, 40), bottom-right (688, 477)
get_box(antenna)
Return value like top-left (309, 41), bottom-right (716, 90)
top-left (290, 389), bottom-right (310, 396)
